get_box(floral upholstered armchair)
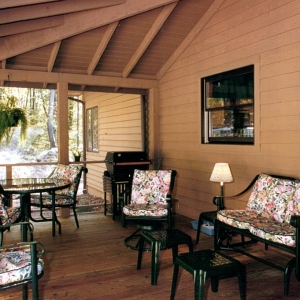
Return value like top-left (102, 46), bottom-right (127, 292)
top-left (121, 169), bottom-right (177, 249)
top-left (0, 238), bottom-right (45, 299)
top-left (30, 164), bottom-right (88, 234)
top-left (0, 185), bottom-right (23, 246)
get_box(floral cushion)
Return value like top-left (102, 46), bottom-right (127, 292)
top-left (31, 164), bottom-right (83, 206)
top-left (123, 203), bottom-right (168, 217)
top-left (217, 174), bottom-right (299, 247)
top-left (0, 244), bottom-right (44, 285)
top-left (0, 195), bottom-right (20, 225)
top-left (123, 170), bottom-right (172, 217)
top-left (31, 194), bottom-right (73, 206)
top-left (217, 210), bottom-right (264, 229)
top-left (285, 182), bottom-right (300, 223)
top-left (246, 174), bottom-right (296, 223)
top-left (49, 164), bottom-right (83, 197)
top-left (249, 221), bottom-right (296, 247)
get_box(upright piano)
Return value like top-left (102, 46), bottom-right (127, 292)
top-left (103, 151), bottom-right (150, 220)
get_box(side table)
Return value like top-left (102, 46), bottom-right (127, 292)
top-left (196, 210), bottom-right (217, 245)
top-left (137, 228), bottom-right (194, 285)
top-left (170, 249), bottom-right (246, 300)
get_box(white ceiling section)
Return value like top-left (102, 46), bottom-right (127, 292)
top-left (0, 0), bottom-right (215, 94)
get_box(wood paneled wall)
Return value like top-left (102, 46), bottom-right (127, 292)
top-left (159, 0), bottom-right (300, 219)
top-left (84, 92), bottom-right (143, 197)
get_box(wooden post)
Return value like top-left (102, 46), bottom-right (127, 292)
top-left (57, 81), bottom-right (70, 217)
top-left (57, 81), bottom-right (69, 164)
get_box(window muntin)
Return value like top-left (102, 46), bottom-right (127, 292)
top-left (202, 65), bottom-right (254, 144)
top-left (87, 107), bottom-right (98, 152)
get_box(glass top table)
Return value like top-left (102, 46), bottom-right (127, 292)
top-left (0, 178), bottom-right (71, 238)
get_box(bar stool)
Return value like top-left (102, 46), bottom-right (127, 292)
top-left (170, 249), bottom-right (246, 300)
top-left (137, 228), bottom-right (194, 285)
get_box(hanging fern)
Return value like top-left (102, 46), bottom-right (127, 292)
top-left (0, 97), bottom-right (28, 146)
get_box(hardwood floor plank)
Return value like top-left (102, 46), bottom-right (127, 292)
top-left (0, 213), bottom-right (300, 299)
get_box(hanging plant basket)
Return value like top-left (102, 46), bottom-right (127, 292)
top-left (0, 96), bottom-right (29, 146)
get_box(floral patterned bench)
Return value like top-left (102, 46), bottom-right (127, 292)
top-left (215, 173), bottom-right (300, 295)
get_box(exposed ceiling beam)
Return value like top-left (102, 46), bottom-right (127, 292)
top-left (121, 2), bottom-right (178, 78)
top-left (87, 22), bottom-right (119, 76)
top-left (0, 69), bottom-right (158, 89)
top-left (157, 0), bottom-right (224, 79)
top-left (81, 22), bottom-right (119, 91)
top-left (43, 41), bottom-right (61, 88)
top-left (0, 0), bottom-right (178, 61)
top-left (0, 0), bottom-right (59, 9)
top-left (0, 16), bottom-right (64, 37)
top-left (0, 0), bottom-right (126, 25)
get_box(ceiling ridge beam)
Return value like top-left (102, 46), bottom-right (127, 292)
top-left (0, 1), bottom-right (59, 10)
top-left (157, 0), bottom-right (224, 79)
top-left (0, 0), bottom-right (178, 61)
top-left (0, 15), bottom-right (64, 38)
top-left (121, 2), bottom-right (178, 79)
top-left (0, 0), bottom-right (125, 25)
top-left (0, 69), bottom-right (158, 89)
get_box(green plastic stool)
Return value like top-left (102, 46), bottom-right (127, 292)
top-left (170, 249), bottom-right (246, 300)
top-left (137, 228), bottom-right (194, 285)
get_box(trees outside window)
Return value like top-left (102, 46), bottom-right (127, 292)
top-left (0, 87), bottom-right (83, 171)
top-left (201, 65), bottom-right (254, 145)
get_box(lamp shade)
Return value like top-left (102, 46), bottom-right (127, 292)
top-left (210, 163), bottom-right (233, 183)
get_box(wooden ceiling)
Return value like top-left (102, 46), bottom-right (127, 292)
top-left (0, 0), bottom-right (217, 95)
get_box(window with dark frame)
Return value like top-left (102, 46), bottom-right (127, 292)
top-left (86, 107), bottom-right (98, 152)
top-left (201, 65), bottom-right (254, 145)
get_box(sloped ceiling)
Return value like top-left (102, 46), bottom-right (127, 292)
top-left (0, 0), bottom-right (218, 95)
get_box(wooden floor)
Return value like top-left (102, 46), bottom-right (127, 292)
top-left (1, 212), bottom-right (300, 300)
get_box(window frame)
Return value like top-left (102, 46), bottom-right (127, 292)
top-left (86, 106), bottom-right (98, 152)
top-left (201, 65), bottom-right (254, 145)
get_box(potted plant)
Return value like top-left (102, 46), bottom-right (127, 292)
top-left (71, 148), bottom-right (82, 162)
top-left (0, 96), bottom-right (28, 146)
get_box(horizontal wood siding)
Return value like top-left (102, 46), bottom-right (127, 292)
top-left (84, 92), bottom-right (143, 197)
top-left (159, 0), bottom-right (300, 219)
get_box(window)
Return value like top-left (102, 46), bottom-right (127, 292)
top-left (86, 107), bottom-right (98, 152)
top-left (201, 65), bottom-right (254, 144)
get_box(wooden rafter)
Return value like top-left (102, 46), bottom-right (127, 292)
top-left (81, 22), bottom-right (119, 91)
top-left (157, 0), bottom-right (224, 79)
top-left (0, 0), bottom-right (178, 61)
top-left (43, 41), bottom-right (61, 88)
top-left (121, 2), bottom-right (178, 78)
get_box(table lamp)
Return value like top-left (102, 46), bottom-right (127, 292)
top-left (210, 163), bottom-right (233, 210)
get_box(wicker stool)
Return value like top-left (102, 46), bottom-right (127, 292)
top-left (137, 228), bottom-right (194, 285)
top-left (170, 249), bottom-right (246, 300)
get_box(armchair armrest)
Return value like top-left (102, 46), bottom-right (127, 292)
top-left (212, 174), bottom-right (261, 210)
top-left (1, 241), bottom-right (45, 258)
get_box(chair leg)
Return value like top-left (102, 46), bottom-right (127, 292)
top-left (151, 241), bottom-right (161, 285)
top-left (72, 206), bottom-right (79, 228)
top-left (194, 270), bottom-right (206, 300)
top-left (137, 237), bottom-right (144, 270)
top-left (170, 262), bottom-right (180, 300)
top-left (22, 283), bottom-right (28, 300)
top-left (237, 263), bottom-right (246, 300)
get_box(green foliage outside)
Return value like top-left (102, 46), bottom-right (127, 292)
top-left (0, 87), bottom-right (83, 164)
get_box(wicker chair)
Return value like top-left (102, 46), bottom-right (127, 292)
top-left (121, 169), bottom-right (177, 249)
top-left (0, 231), bottom-right (44, 300)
